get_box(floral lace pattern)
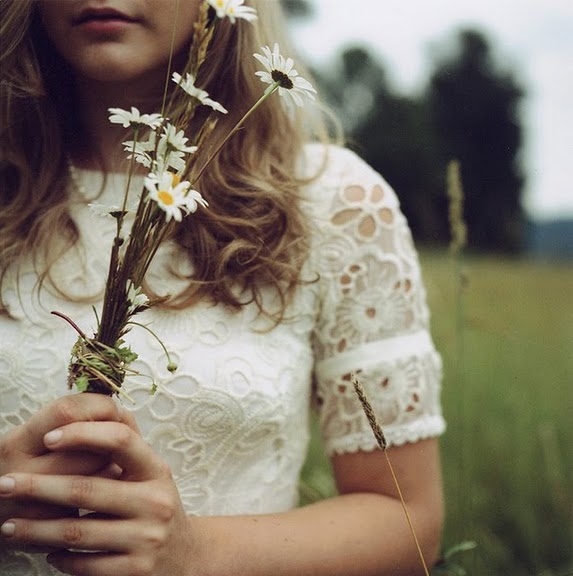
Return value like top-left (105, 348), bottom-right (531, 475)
top-left (0, 145), bottom-right (445, 574)
top-left (303, 145), bottom-right (445, 453)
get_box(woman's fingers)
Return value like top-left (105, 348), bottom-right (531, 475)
top-left (2, 516), bottom-right (138, 552)
top-left (1, 474), bottom-right (187, 574)
top-left (0, 473), bottom-right (158, 518)
top-left (43, 421), bottom-right (166, 481)
top-left (0, 500), bottom-right (78, 555)
top-left (10, 393), bottom-right (123, 457)
top-left (26, 450), bottom-right (111, 477)
top-left (1, 393), bottom-right (138, 478)
top-left (0, 498), bottom-right (75, 521)
top-left (47, 550), bottom-right (149, 576)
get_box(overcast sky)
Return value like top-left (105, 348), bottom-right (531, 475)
top-left (290, 0), bottom-right (573, 220)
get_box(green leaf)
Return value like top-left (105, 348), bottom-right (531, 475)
top-left (75, 376), bottom-right (89, 392)
top-left (115, 340), bottom-right (138, 364)
top-left (119, 349), bottom-right (138, 364)
top-left (444, 541), bottom-right (478, 560)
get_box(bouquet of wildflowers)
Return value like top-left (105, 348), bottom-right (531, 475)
top-left (54, 0), bottom-right (316, 400)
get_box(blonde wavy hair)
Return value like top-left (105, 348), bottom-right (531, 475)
top-left (0, 0), bottom-right (333, 317)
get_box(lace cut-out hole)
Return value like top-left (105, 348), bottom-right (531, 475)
top-left (406, 393), bottom-right (421, 412)
top-left (378, 207), bottom-right (394, 225)
top-left (343, 185), bottom-right (366, 202)
top-left (337, 339), bottom-right (347, 353)
top-left (332, 208), bottom-right (361, 226)
top-left (366, 307), bottom-right (376, 319)
top-left (358, 215), bottom-right (376, 238)
top-left (371, 184), bottom-right (384, 202)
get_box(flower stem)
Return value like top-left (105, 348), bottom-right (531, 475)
top-left (50, 311), bottom-right (87, 339)
top-left (86, 365), bottom-right (135, 403)
top-left (161, 0), bottom-right (182, 117)
top-left (193, 82), bottom-right (280, 181)
top-left (351, 373), bottom-right (431, 576)
top-left (118, 127), bottom-right (140, 228)
top-left (127, 320), bottom-right (177, 373)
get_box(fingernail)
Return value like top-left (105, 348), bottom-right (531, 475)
top-left (0, 522), bottom-right (15, 537)
top-left (0, 476), bottom-right (15, 494)
top-left (44, 429), bottom-right (63, 445)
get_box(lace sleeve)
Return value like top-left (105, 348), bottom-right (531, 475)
top-left (309, 147), bottom-right (446, 455)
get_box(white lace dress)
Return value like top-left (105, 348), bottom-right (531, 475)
top-left (0, 145), bottom-right (445, 575)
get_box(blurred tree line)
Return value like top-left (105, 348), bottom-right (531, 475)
top-left (283, 1), bottom-right (526, 252)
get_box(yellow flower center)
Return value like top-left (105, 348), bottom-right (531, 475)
top-left (158, 190), bottom-right (174, 206)
top-left (216, 0), bottom-right (224, 7)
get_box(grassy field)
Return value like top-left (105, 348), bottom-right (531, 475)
top-left (301, 251), bottom-right (573, 576)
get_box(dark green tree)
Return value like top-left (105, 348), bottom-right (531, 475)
top-left (282, 19), bottom-right (527, 250)
top-left (331, 47), bottom-right (445, 243)
top-left (427, 29), bottom-right (526, 252)
top-left (281, 0), bottom-right (314, 19)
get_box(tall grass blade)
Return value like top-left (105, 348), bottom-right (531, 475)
top-left (351, 373), bottom-right (431, 576)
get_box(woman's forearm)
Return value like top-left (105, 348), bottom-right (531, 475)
top-left (192, 492), bottom-right (442, 576)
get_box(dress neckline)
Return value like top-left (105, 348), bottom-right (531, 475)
top-left (68, 164), bottom-right (145, 203)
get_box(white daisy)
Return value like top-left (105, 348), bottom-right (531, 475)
top-left (126, 282), bottom-right (150, 313)
top-left (161, 124), bottom-right (199, 154)
top-left (159, 125), bottom-right (198, 173)
top-left (205, 0), bottom-right (257, 24)
top-left (181, 188), bottom-right (209, 214)
top-left (123, 135), bottom-right (156, 169)
top-left (144, 171), bottom-right (207, 222)
top-left (124, 124), bottom-right (197, 174)
top-left (108, 107), bottom-right (164, 129)
top-left (172, 72), bottom-right (228, 114)
top-left (161, 150), bottom-right (187, 174)
top-left (254, 43), bottom-right (317, 107)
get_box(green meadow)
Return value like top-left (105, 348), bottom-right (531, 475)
top-left (301, 252), bottom-right (573, 576)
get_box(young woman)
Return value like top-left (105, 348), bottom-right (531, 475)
top-left (0, 1), bottom-right (446, 575)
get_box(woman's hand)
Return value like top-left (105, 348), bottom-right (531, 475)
top-left (0, 419), bottom-right (196, 576)
top-left (0, 393), bottom-right (134, 553)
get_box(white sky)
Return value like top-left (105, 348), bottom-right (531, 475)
top-left (290, 0), bottom-right (573, 220)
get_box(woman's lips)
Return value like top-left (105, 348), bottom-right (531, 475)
top-left (75, 7), bottom-right (136, 24)
top-left (74, 8), bottom-right (138, 34)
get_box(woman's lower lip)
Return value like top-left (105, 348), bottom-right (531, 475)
top-left (76, 18), bottom-right (136, 34)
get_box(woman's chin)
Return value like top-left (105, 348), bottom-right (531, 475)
top-left (72, 59), bottom-right (169, 96)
